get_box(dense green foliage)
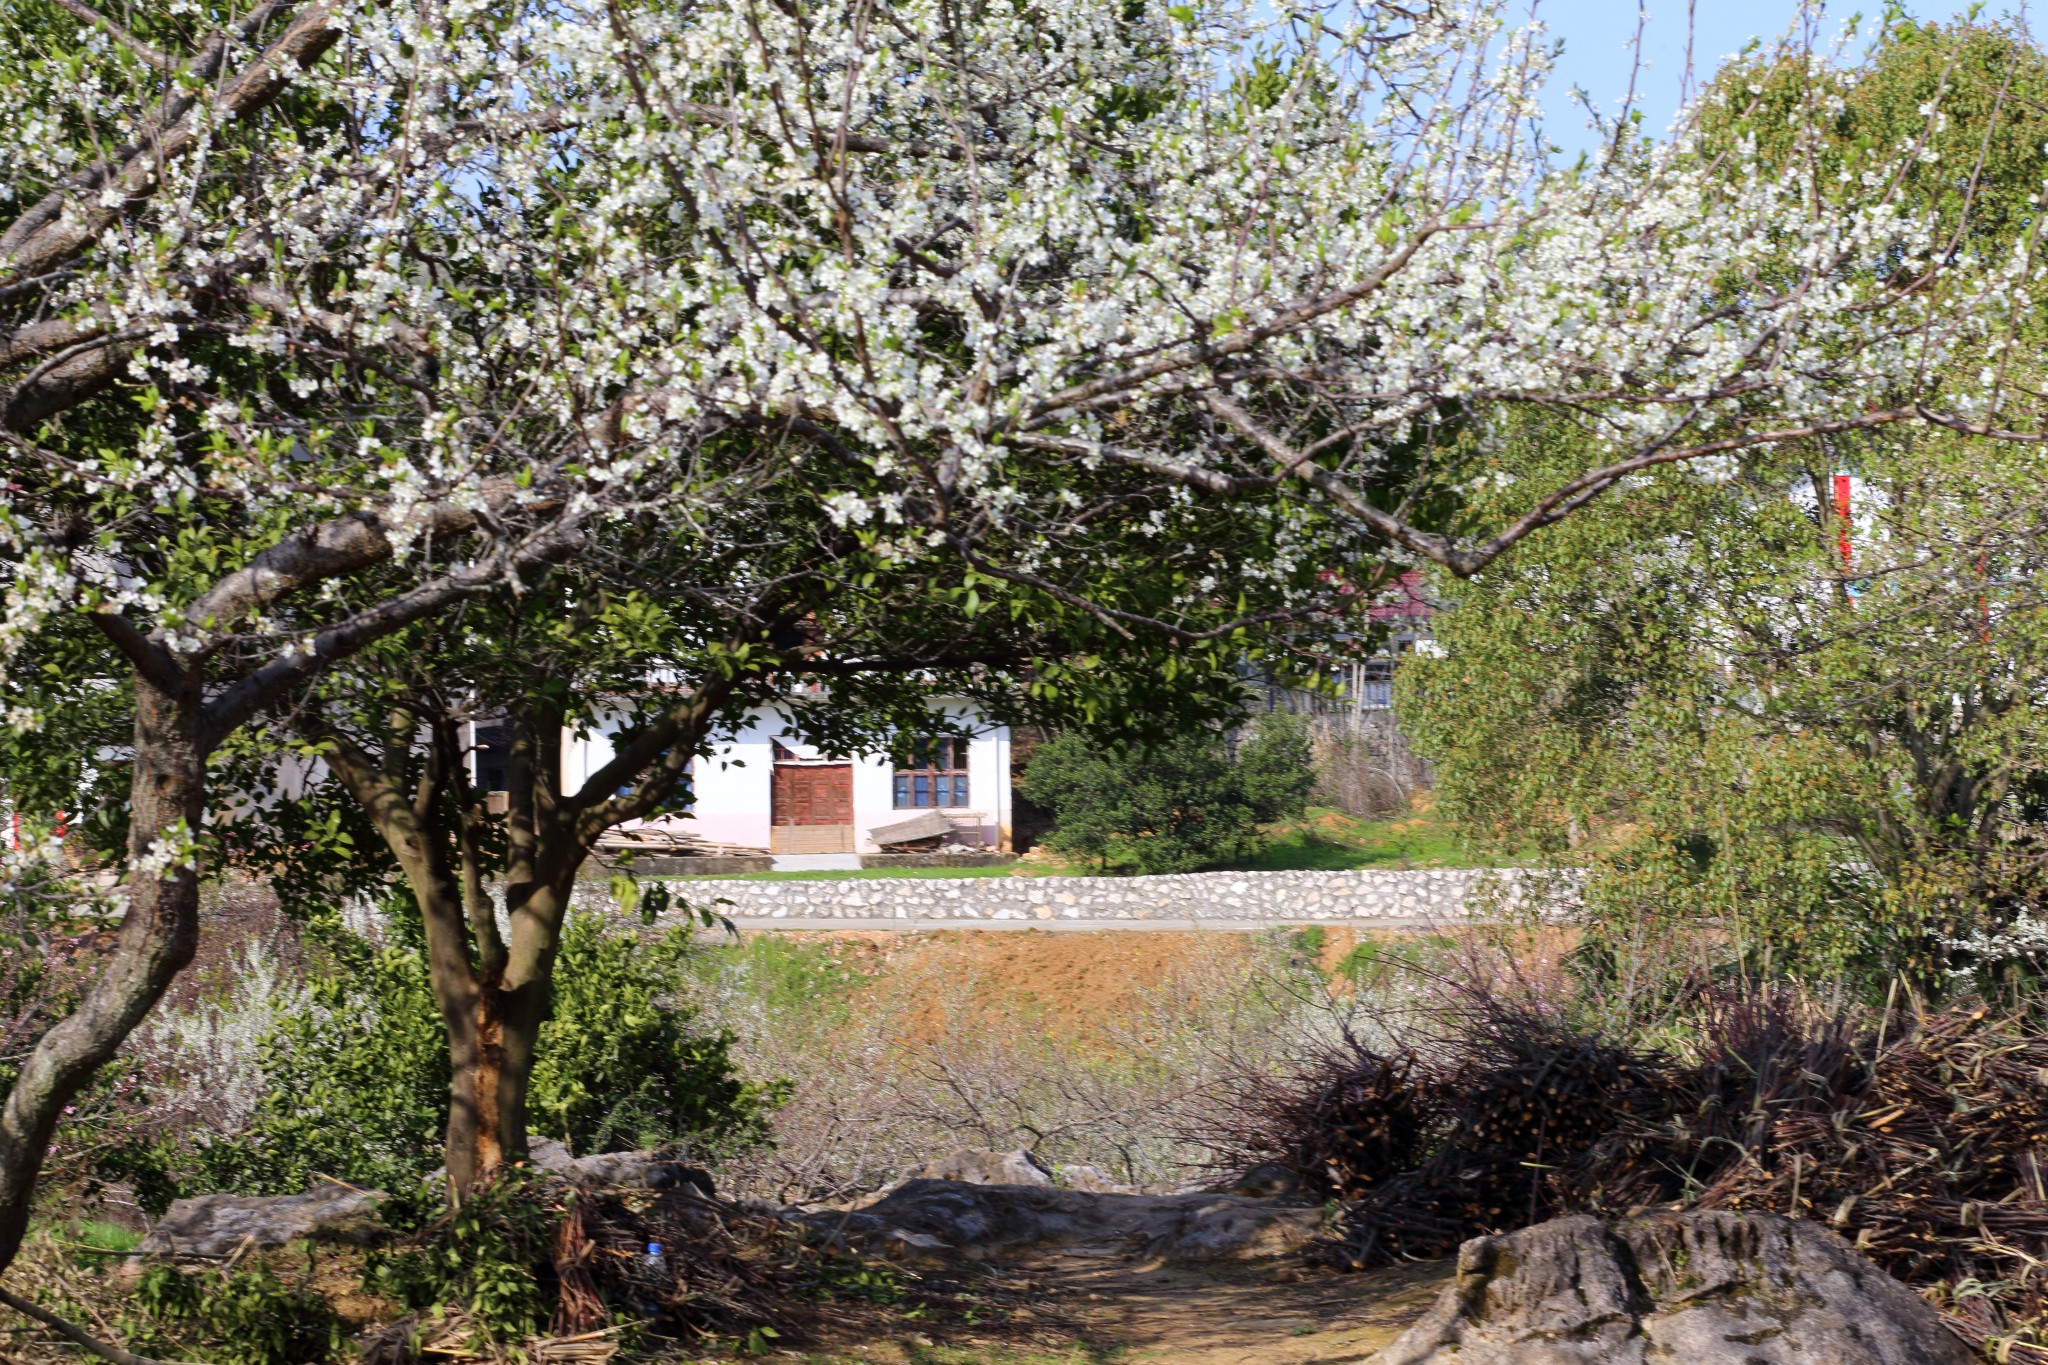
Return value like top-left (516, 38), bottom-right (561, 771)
top-left (1400, 20), bottom-right (2048, 991)
top-left (190, 902), bottom-right (773, 1196)
top-left (362, 1171), bottom-right (558, 1342)
top-left (1402, 414), bottom-right (2048, 985)
top-left (125, 1263), bottom-right (344, 1365)
top-left (530, 914), bottom-right (787, 1155)
top-left (1020, 713), bottom-right (1315, 873)
top-left (1705, 18), bottom-right (2048, 249)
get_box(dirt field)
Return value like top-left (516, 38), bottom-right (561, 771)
top-left (760, 924), bottom-right (1422, 1041)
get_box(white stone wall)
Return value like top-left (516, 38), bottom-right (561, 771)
top-left (623, 868), bottom-right (1573, 923)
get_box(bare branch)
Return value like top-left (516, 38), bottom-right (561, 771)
top-left (1003, 433), bottom-right (1275, 495)
top-left (1452, 409), bottom-right (1919, 574)
top-left (0, 1284), bottom-right (172, 1365)
top-left (182, 480), bottom-right (564, 644)
top-left (198, 519), bottom-right (587, 753)
top-left (1201, 391), bottom-right (1465, 567)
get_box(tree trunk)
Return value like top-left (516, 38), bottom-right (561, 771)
top-left (490, 872), bottom-right (577, 1166)
top-left (408, 862), bottom-right (491, 1194)
top-left (315, 710), bottom-right (523, 1196)
top-left (440, 967), bottom-right (510, 1194)
top-left (447, 783), bottom-right (508, 1193)
top-left (0, 670), bottom-right (203, 1274)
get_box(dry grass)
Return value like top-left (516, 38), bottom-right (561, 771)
top-left (693, 929), bottom-right (1354, 1203)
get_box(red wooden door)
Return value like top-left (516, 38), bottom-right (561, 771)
top-left (771, 763), bottom-right (852, 826)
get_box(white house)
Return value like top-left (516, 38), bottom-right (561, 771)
top-left (555, 700), bottom-right (1013, 855)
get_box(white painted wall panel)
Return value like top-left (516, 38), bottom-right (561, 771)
top-left (561, 697), bottom-right (1010, 853)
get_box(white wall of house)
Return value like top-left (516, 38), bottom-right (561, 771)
top-left (560, 699), bottom-right (1012, 853)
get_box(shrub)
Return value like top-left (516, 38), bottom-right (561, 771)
top-left (1020, 712), bottom-right (1314, 873)
top-left (363, 1170), bottom-right (556, 1342)
top-left (186, 898), bottom-right (774, 1195)
top-left (125, 1263), bottom-right (345, 1365)
top-left (531, 912), bottom-right (781, 1156)
top-left (188, 910), bottom-right (446, 1195)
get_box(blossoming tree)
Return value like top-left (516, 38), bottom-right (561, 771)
top-left (263, 465), bottom-right (1321, 1195)
top-left (2, 0), bottom-right (2043, 1300)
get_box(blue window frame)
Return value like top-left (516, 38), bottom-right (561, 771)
top-left (893, 737), bottom-right (969, 808)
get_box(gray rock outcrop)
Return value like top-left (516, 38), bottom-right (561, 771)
top-left (525, 1138), bottom-right (712, 1193)
top-left (1220, 1162), bottom-right (1308, 1199)
top-left (881, 1147), bottom-right (1143, 1195)
top-left (1375, 1210), bottom-right (1974, 1365)
top-left (138, 1182), bottom-right (386, 1258)
top-left (894, 1147), bottom-right (1053, 1188)
top-left (1052, 1161), bottom-right (1139, 1194)
top-left (803, 1178), bottom-right (1325, 1263)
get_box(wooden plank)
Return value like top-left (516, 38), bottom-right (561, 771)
top-left (869, 810), bottom-right (958, 846)
top-left (770, 824), bottom-right (854, 853)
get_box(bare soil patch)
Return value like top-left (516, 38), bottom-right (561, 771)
top-left (794, 1253), bottom-right (1449, 1365)
top-left (1031, 1252), bottom-right (1448, 1364)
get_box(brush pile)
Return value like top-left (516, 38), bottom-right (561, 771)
top-left (361, 1175), bottom-right (856, 1362)
top-left (1220, 992), bottom-right (2048, 1359)
top-left (1215, 1010), bottom-right (1667, 1261)
top-left (1216, 1049), bottom-right (1432, 1201)
top-left (1662, 1001), bottom-right (2048, 1360)
top-left (558, 1186), bottom-right (814, 1344)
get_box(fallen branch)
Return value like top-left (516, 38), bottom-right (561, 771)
top-left (0, 1284), bottom-right (174, 1365)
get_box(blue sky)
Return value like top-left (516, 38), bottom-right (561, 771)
top-left (1537, 0), bottom-right (2023, 150)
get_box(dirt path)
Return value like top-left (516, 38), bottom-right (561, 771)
top-left (807, 1252), bottom-right (1449, 1364)
top-left (1025, 1252), bottom-right (1447, 1364)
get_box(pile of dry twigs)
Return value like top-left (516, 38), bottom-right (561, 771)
top-left (1649, 999), bottom-right (2048, 1360)
top-left (1221, 988), bottom-right (2048, 1360)
top-left (553, 1185), bottom-right (815, 1345)
top-left (360, 1177), bottom-right (865, 1363)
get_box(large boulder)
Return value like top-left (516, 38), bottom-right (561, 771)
top-left (1375, 1210), bottom-right (1975, 1365)
top-left (893, 1147), bottom-right (1053, 1188)
top-left (138, 1182), bottom-right (386, 1258)
top-left (802, 1179), bottom-right (1326, 1263)
top-left (526, 1138), bottom-right (713, 1194)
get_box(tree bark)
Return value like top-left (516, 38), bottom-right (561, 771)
top-left (490, 874), bottom-right (575, 1166)
top-left (0, 669), bottom-right (203, 1270)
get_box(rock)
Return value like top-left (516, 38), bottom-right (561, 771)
top-left (1374, 1210), bottom-right (1976, 1365)
top-left (1053, 1162), bottom-right (1138, 1194)
top-left (896, 1147), bottom-right (1053, 1188)
top-left (801, 1179), bottom-right (1325, 1264)
top-left (1221, 1162), bottom-right (1307, 1199)
top-left (138, 1182), bottom-right (386, 1259)
top-left (1148, 1196), bottom-right (1320, 1261)
top-left (525, 1136), bottom-right (583, 1177)
top-left (512, 1139), bottom-right (711, 1193)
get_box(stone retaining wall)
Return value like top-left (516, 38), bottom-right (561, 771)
top-left (616, 867), bottom-right (1572, 923)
